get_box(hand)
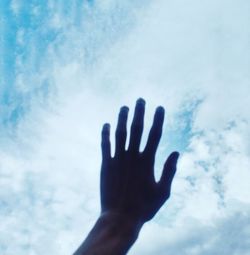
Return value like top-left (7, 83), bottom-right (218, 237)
top-left (101, 98), bottom-right (179, 224)
top-left (74, 98), bottom-right (179, 255)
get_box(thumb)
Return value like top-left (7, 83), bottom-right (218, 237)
top-left (157, 151), bottom-right (179, 201)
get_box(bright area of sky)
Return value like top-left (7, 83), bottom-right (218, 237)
top-left (0, 0), bottom-right (250, 254)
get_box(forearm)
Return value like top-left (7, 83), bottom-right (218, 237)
top-left (73, 212), bottom-right (143, 255)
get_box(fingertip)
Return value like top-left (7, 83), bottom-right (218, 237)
top-left (173, 151), bottom-right (180, 160)
top-left (120, 106), bottom-right (129, 113)
top-left (155, 106), bottom-right (165, 122)
top-left (136, 98), bottom-right (146, 106)
top-left (156, 106), bottom-right (165, 114)
top-left (169, 151), bottom-right (180, 166)
top-left (102, 123), bottom-right (110, 133)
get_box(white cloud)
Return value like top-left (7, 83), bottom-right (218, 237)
top-left (131, 209), bottom-right (250, 255)
top-left (1, 0), bottom-right (250, 254)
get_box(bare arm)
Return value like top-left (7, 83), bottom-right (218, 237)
top-left (74, 98), bottom-right (179, 255)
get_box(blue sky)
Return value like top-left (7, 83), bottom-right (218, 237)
top-left (0, 0), bottom-right (250, 254)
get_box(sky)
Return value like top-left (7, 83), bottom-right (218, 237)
top-left (0, 0), bottom-right (250, 254)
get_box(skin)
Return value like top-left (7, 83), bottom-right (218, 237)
top-left (74, 98), bottom-right (179, 255)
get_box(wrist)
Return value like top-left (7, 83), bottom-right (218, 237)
top-left (98, 211), bottom-right (144, 242)
top-left (74, 212), bottom-right (144, 255)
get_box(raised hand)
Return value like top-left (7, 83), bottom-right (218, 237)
top-left (74, 98), bottom-right (179, 255)
top-left (101, 98), bottom-right (179, 223)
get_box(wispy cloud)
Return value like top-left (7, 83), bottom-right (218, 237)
top-left (0, 0), bottom-right (249, 254)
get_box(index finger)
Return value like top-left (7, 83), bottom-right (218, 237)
top-left (143, 106), bottom-right (165, 159)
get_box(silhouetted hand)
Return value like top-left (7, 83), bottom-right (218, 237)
top-left (74, 98), bottom-right (179, 255)
top-left (101, 98), bottom-right (179, 223)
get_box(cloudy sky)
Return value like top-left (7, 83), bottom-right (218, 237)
top-left (0, 0), bottom-right (250, 254)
